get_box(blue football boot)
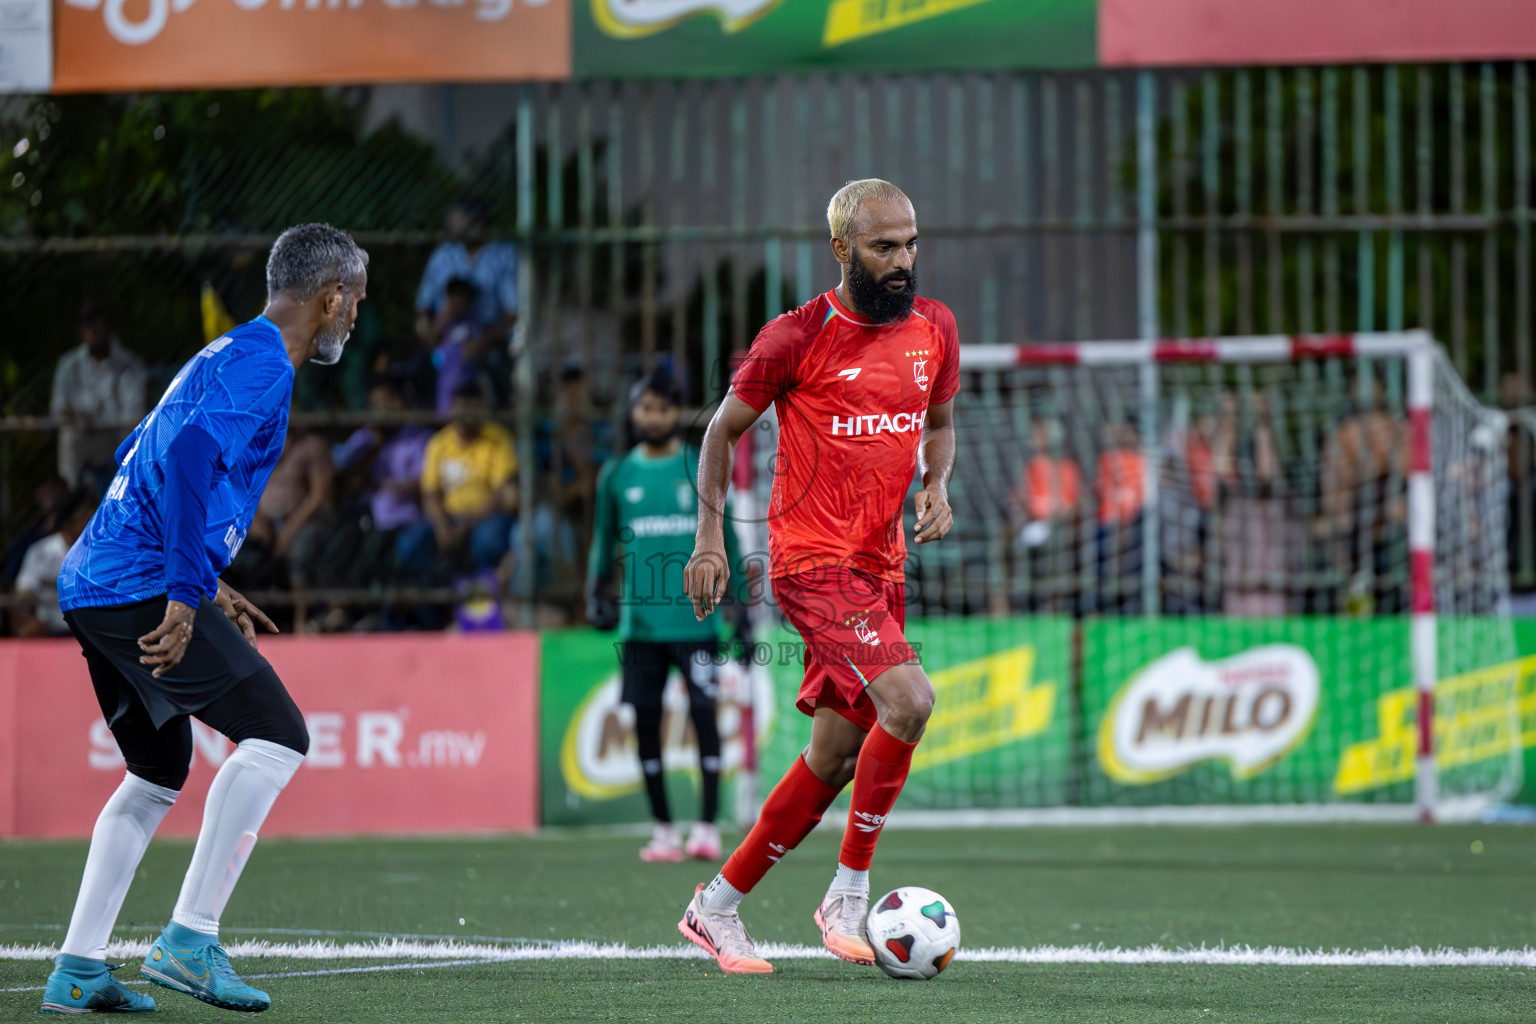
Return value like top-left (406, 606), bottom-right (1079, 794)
top-left (139, 921), bottom-right (270, 1013)
top-left (39, 953), bottom-right (155, 1014)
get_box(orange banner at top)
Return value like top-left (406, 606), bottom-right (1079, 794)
top-left (53, 0), bottom-right (569, 93)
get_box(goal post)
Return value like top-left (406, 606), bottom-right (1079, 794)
top-left (945, 330), bottom-right (1519, 822)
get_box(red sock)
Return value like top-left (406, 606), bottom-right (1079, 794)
top-left (838, 724), bottom-right (916, 871)
top-left (721, 756), bottom-right (839, 893)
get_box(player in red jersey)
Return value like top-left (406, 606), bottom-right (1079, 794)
top-left (676, 179), bottom-right (958, 974)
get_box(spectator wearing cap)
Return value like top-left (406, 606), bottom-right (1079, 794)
top-left (50, 301), bottom-right (148, 493)
top-left (13, 489), bottom-right (95, 636)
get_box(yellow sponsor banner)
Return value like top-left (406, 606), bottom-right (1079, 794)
top-left (822, 0), bottom-right (995, 47)
top-left (1333, 654), bottom-right (1536, 795)
top-left (913, 645), bottom-right (1056, 772)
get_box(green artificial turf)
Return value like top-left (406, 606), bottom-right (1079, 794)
top-left (2, 825), bottom-right (1533, 1022)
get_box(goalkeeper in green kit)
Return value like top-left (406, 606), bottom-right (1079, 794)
top-left (587, 371), bottom-right (749, 862)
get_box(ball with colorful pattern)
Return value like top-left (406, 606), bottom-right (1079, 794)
top-left (864, 886), bottom-right (961, 980)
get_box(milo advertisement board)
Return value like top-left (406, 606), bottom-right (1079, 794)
top-left (757, 615), bottom-right (1076, 810)
top-left (540, 630), bottom-right (775, 826)
top-left (576, 0), bottom-right (1097, 78)
top-left (1082, 618), bottom-right (1524, 807)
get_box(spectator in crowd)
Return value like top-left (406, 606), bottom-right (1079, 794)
top-left (1160, 398), bottom-right (1218, 614)
top-left (1321, 377), bottom-right (1408, 614)
top-left (12, 490), bottom-right (94, 636)
top-left (1010, 414), bottom-right (1084, 613)
top-left (50, 301), bottom-right (148, 493)
top-left (3, 475), bottom-right (70, 588)
top-left (411, 382), bottom-right (519, 576)
top-left (1213, 391), bottom-right (1287, 616)
top-left (331, 382), bottom-right (434, 586)
top-left (431, 277), bottom-right (488, 416)
top-left (231, 423), bottom-right (334, 590)
top-left (1094, 420), bottom-right (1147, 614)
top-left (527, 361), bottom-right (600, 589)
top-left (415, 197), bottom-right (518, 405)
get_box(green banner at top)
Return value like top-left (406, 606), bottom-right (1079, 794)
top-left (576, 0), bottom-right (1097, 78)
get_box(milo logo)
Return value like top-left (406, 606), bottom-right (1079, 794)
top-left (560, 660), bottom-right (774, 802)
top-left (1098, 645), bottom-right (1320, 784)
top-left (592, 0), bottom-right (781, 37)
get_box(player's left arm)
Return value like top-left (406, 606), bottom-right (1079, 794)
top-left (914, 398), bottom-right (956, 545)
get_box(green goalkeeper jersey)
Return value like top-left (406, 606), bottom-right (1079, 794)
top-left (587, 444), bottom-right (747, 642)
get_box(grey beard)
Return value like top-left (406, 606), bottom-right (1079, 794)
top-left (311, 325), bottom-right (349, 366)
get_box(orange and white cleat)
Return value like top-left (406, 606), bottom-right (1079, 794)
top-left (640, 823), bottom-right (684, 863)
top-left (678, 885), bottom-right (774, 975)
top-left (685, 822), bottom-right (722, 861)
top-left (814, 889), bottom-right (876, 966)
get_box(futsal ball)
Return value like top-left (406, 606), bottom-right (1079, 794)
top-left (865, 887), bottom-right (961, 980)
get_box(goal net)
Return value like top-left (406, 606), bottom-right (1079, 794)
top-left (746, 331), bottom-right (1522, 822)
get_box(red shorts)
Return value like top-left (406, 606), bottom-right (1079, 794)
top-left (773, 566), bottom-right (915, 731)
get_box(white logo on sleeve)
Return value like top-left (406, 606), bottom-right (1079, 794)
top-left (836, 367), bottom-right (862, 381)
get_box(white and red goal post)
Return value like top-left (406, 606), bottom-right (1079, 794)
top-left (952, 331), bottom-right (1517, 823)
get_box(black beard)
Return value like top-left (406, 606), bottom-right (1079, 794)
top-left (636, 423), bottom-right (679, 447)
top-left (847, 249), bottom-right (917, 324)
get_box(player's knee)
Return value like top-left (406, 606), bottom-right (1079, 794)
top-left (803, 745), bottom-right (858, 789)
top-left (880, 669), bottom-right (934, 740)
top-left (127, 760), bottom-right (189, 792)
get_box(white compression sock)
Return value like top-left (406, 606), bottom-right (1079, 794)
top-left (171, 739), bottom-right (303, 938)
top-left (61, 773), bottom-right (179, 959)
top-left (698, 873), bottom-right (745, 912)
top-left (830, 863), bottom-right (869, 894)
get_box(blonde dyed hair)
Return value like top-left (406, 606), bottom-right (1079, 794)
top-left (826, 178), bottom-right (913, 241)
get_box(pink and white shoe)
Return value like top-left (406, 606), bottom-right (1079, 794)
top-left (685, 822), bottom-right (721, 861)
top-left (678, 885), bottom-right (774, 975)
top-left (814, 889), bottom-right (876, 966)
top-left (639, 823), bottom-right (684, 863)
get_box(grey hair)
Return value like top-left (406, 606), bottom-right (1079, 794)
top-left (266, 223), bottom-right (369, 300)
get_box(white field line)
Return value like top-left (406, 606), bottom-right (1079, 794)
top-left (3, 939), bottom-right (1536, 968)
top-left (0, 957), bottom-right (500, 994)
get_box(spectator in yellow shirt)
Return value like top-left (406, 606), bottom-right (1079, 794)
top-left (409, 383), bottom-right (519, 574)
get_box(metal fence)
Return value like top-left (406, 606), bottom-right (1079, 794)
top-left (4, 63), bottom-right (1536, 631)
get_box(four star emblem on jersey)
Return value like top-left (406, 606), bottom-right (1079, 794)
top-left (905, 349), bottom-right (932, 391)
top-left (842, 608), bottom-right (885, 646)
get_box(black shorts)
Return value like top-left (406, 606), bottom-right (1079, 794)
top-left (620, 640), bottom-right (720, 711)
top-left (65, 595), bottom-right (271, 730)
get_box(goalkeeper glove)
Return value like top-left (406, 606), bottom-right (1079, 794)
top-left (585, 579), bottom-right (619, 631)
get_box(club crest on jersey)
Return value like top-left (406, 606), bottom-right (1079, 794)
top-left (625, 486), bottom-right (645, 504)
top-left (676, 483), bottom-right (694, 511)
top-left (905, 348), bottom-right (932, 391)
top-left (843, 608), bottom-right (884, 646)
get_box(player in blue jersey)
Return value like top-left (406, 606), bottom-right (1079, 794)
top-left (40, 224), bottom-right (368, 1016)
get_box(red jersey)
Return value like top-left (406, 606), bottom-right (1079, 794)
top-left (731, 289), bottom-right (960, 582)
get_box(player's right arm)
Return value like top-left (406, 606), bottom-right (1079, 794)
top-left (685, 393), bottom-right (763, 621)
top-left (688, 313), bottom-right (802, 620)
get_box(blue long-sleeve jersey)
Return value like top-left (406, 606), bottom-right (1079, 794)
top-left (58, 317), bottom-right (295, 612)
